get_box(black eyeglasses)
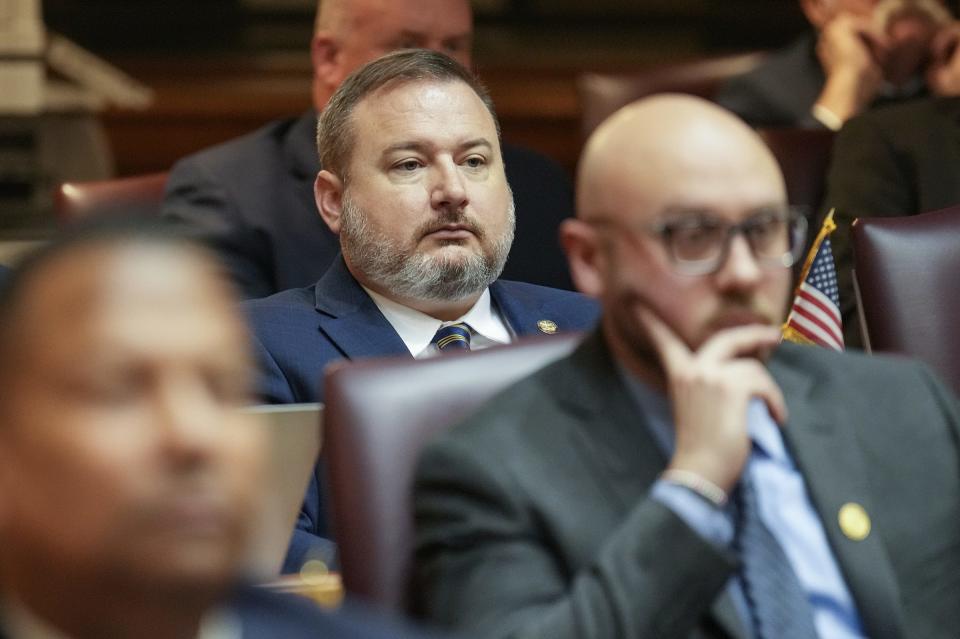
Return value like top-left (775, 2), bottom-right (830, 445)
top-left (593, 206), bottom-right (808, 276)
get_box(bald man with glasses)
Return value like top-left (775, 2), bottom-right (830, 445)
top-left (411, 95), bottom-right (960, 639)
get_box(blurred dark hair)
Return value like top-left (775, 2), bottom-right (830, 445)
top-left (0, 217), bottom-right (223, 354)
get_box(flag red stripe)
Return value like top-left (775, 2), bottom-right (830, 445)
top-left (797, 285), bottom-right (841, 324)
top-left (787, 316), bottom-right (842, 351)
top-left (794, 301), bottom-right (843, 345)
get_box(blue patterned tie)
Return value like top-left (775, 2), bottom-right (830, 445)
top-left (734, 465), bottom-right (818, 639)
top-left (431, 323), bottom-right (471, 352)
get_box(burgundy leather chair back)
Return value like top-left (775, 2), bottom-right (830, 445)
top-left (851, 204), bottom-right (960, 393)
top-left (757, 127), bottom-right (835, 212)
top-left (323, 333), bottom-right (584, 611)
top-left (577, 51), bottom-right (767, 137)
top-left (54, 172), bottom-right (168, 223)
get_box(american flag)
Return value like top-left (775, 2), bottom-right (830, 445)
top-left (782, 210), bottom-right (843, 351)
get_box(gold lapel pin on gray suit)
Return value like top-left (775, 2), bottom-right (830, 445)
top-left (838, 502), bottom-right (871, 541)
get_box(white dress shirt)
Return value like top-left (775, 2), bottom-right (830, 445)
top-left (363, 287), bottom-right (512, 358)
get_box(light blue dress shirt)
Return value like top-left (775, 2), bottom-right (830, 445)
top-left (619, 370), bottom-right (866, 639)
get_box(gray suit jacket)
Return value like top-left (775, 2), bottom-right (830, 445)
top-left (413, 330), bottom-right (960, 638)
top-left (715, 34), bottom-right (826, 128)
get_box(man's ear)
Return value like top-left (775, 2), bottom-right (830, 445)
top-left (315, 170), bottom-right (344, 234)
top-left (311, 31), bottom-right (341, 95)
top-left (559, 218), bottom-right (606, 299)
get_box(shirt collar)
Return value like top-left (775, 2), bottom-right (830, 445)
top-left (746, 398), bottom-right (789, 463)
top-left (363, 286), bottom-right (511, 357)
top-left (1, 599), bottom-right (71, 639)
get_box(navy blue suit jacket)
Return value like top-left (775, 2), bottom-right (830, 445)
top-left (233, 587), bottom-right (439, 638)
top-left (163, 111), bottom-right (575, 297)
top-left (243, 257), bottom-right (599, 572)
top-left (0, 264), bottom-right (10, 289)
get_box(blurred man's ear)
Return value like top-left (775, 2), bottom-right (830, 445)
top-left (559, 218), bottom-right (606, 299)
top-left (800, 0), bottom-right (835, 29)
top-left (315, 170), bottom-right (345, 234)
top-left (311, 31), bottom-right (342, 105)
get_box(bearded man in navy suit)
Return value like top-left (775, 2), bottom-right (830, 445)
top-left (243, 50), bottom-right (598, 573)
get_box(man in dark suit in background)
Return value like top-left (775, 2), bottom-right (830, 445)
top-left (0, 223), bottom-right (439, 639)
top-left (412, 94), bottom-right (960, 638)
top-left (0, 264), bottom-right (8, 288)
top-left (823, 95), bottom-right (960, 347)
top-left (244, 50), bottom-right (597, 574)
top-left (717, 0), bottom-right (960, 129)
top-left (162, 0), bottom-right (575, 297)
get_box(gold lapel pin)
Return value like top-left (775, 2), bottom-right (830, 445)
top-left (537, 319), bottom-right (558, 334)
top-left (838, 502), bottom-right (871, 541)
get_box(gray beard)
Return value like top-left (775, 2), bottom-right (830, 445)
top-left (339, 196), bottom-right (515, 303)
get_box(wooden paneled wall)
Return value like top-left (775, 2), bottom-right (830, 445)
top-left (102, 55), bottom-right (586, 177)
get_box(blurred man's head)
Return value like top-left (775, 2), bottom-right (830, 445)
top-left (800, 0), bottom-right (949, 25)
top-left (311, 0), bottom-right (473, 110)
top-left (801, 0), bottom-right (952, 84)
top-left (314, 50), bottom-right (515, 320)
top-left (0, 224), bottom-right (265, 636)
top-left (563, 95), bottom-right (801, 376)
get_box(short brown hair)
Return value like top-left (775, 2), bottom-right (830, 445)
top-left (316, 49), bottom-right (499, 180)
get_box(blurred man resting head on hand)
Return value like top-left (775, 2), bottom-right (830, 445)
top-left (718, 0), bottom-right (960, 128)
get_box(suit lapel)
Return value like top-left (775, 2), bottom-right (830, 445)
top-left (312, 258), bottom-right (411, 361)
top-left (557, 333), bottom-right (666, 500)
top-left (556, 332), bottom-right (748, 639)
top-left (770, 348), bottom-right (906, 639)
top-left (490, 280), bottom-right (571, 337)
top-left (312, 273), bottom-right (569, 361)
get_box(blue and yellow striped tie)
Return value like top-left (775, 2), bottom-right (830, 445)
top-left (431, 323), bottom-right (472, 352)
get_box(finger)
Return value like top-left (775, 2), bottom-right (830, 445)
top-left (727, 360), bottom-right (789, 425)
top-left (930, 26), bottom-right (960, 62)
top-left (636, 307), bottom-right (692, 372)
top-left (843, 13), bottom-right (883, 37)
top-left (754, 370), bottom-right (788, 426)
top-left (696, 324), bottom-right (782, 364)
top-left (856, 26), bottom-right (890, 63)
